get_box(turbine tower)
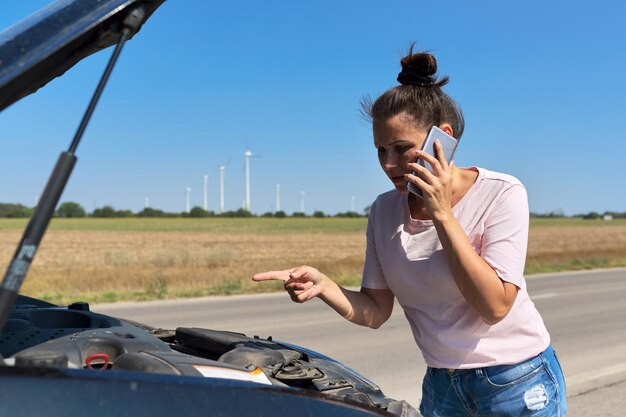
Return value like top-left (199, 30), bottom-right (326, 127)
top-left (244, 149), bottom-right (253, 212)
top-left (219, 165), bottom-right (225, 214)
top-left (203, 174), bottom-right (209, 211)
top-left (275, 184), bottom-right (281, 212)
top-left (351, 195), bottom-right (356, 212)
top-left (144, 197), bottom-right (150, 209)
top-left (300, 191), bottom-right (305, 213)
top-left (185, 187), bottom-right (191, 213)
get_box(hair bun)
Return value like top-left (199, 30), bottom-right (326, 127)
top-left (397, 49), bottom-right (448, 87)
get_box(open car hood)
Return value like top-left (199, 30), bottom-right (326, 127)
top-left (0, 295), bottom-right (420, 416)
top-left (0, 2), bottom-right (421, 415)
top-left (0, 0), bottom-right (164, 112)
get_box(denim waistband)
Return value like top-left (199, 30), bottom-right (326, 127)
top-left (427, 345), bottom-right (553, 376)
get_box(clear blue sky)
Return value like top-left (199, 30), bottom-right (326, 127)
top-left (1, 0), bottom-right (625, 215)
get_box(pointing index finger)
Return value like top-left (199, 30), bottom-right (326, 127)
top-left (252, 270), bottom-right (292, 282)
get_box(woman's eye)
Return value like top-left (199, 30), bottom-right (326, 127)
top-left (377, 148), bottom-right (385, 155)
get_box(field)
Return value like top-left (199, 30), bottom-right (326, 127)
top-left (1, 218), bottom-right (626, 305)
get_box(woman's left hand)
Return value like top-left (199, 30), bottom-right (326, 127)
top-left (404, 139), bottom-right (455, 221)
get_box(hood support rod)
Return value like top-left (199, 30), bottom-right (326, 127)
top-left (0, 8), bottom-right (143, 337)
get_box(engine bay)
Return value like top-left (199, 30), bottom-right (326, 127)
top-left (1, 296), bottom-right (408, 413)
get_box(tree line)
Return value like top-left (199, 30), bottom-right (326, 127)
top-left (0, 202), bottom-right (367, 219)
top-left (530, 210), bottom-right (626, 219)
top-left (2, 203), bottom-right (623, 220)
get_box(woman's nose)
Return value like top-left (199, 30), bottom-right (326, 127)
top-left (382, 153), bottom-right (399, 169)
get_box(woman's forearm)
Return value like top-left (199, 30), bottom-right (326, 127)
top-left (433, 211), bottom-right (518, 324)
top-left (318, 277), bottom-right (394, 329)
top-left (253, 267), bottom-right (394, 329)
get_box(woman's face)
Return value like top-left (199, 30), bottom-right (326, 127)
top-left (373, 112), bottom-right (428, 193)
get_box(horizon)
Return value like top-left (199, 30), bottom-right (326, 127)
top-left (1, 200), bottom-right (622, 218)
top-left (2, 1), bottom-right (626, 216)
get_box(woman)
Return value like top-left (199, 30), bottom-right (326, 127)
top-left (252, 47), bottom-right (567, 416)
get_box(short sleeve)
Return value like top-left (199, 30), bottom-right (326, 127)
top-left (480, 184), bottom-right (529, 288)
top-left (361, 200), bottom-right (389, 290)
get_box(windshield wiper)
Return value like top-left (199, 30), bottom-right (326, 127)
top-left (0, 7), bottom-right (146, 338)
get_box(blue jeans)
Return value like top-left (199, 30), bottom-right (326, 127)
top-left (420, 345), bottom-right (567, 416)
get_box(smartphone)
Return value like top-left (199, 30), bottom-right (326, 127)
top-left (407, 126), bottom-right (459, 198)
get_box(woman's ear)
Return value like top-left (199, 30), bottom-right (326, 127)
top-left (439, 123), bottom-right (454, 137)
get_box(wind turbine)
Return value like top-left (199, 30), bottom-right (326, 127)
top-left (216, 158), bottom-right (232, 214)
top-left (219, 165), bottom-right (225, 214)
top-left (185, 187), bottom-right (191, 213)
top-left (144, 197), bottom-right (150, 209)
top-left (351, 195), bottom-right (356, 212)
top-left (244, 148), bottom-right (260, 212)
top-left (244, 149), bottom-right (252, 211)
top-left (300, 191), bottom-right (305, 213)
top-left (275, 184), bottom-right (281, 212)
top-left (203, 174), bottom-right (209, 211)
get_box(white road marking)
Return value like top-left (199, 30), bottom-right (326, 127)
top-left (531, 293), bottom-right (558, 300)
top-left (566, 363), bottom-right (626, 390)
top-left (526, 267), bottom-right (626, 280)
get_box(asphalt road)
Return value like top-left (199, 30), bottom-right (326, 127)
top-left (94, 268), bottom-right (626, 415)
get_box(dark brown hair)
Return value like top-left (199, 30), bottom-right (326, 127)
top-left (362, 45), bottom-right (465, 139)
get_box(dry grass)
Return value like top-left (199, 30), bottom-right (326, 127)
top-left (1, 218), bottom-right (625, 304)
top-left (0, 227), bottom-right (365, 304)
top-left (527, 219), bottom-right (626, 273)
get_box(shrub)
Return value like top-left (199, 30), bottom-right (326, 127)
top-left (4, 206), bottom-right (32, 218)
top-left (136, 207), bottom-right (167, 217)
top-left (334, 211), bottom-right (360, 218)
top-left (220, 209), bottom-right (254, 218)
top-left (189, 206), bottom-right (210, 218)
top-left (56, 202), bottom-right (86, 218)
top-left (92, 206), bottom-right (116, 218)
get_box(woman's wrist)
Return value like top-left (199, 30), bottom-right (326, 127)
top-left (317, 274), bottom-right (339, 302)
top-left (431, 208), bottom-right (454, 224)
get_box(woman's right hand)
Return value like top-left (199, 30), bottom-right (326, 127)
top-left (254, 266), bottom-right (395, 328)
top-left (252, 266), bottom-right (326, 303)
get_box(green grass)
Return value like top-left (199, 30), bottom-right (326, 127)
top-left (37, 279), bottom-right (290, 305)
top-left (3, 216), bottom-right (623, 233)
top-left (525, 257), bottom-right (625, 275)
top-left (0, 217), bottom-right (367, 233)
top-left (530, 218), bottom-right (626, 227)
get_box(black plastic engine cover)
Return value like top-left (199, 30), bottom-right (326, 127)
top-left (175, 327), bottom-right (301, 366)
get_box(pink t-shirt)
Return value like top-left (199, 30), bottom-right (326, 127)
top-left (362, 167), bottom-right (550, 369)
